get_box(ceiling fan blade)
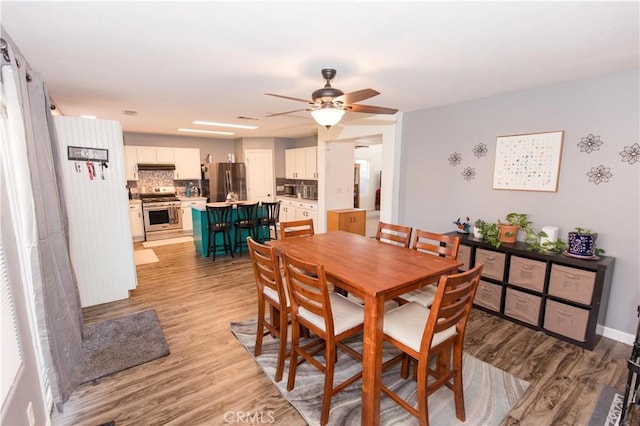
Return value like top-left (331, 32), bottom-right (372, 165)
top-left (265, 93), bottom-right (313, 104)
top-left (266, 108), bottom-right (310, 117)
top-left (335, 88), bottom-right (380, 104)
top-left (348, 104), bottom-right (398, 115)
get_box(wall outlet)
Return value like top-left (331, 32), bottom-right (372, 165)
top-left (26, 401), bottom-right (35, 426)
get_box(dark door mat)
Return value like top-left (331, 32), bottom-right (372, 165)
top-left (81, 309), bottom-right (170, 383)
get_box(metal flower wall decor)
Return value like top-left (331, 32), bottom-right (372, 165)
top-left (586, 165), bottom-right (613, 185)
top-left (578, 134), bottom-right (604, 153)
top-left (473, 143), bottom-right (488, 158)
top-left (461, 167), bottom-right (476, 181)
top-left (448, 142), bottom-right (488, 182)
top-left (619, 143), bottom-right (640, 165)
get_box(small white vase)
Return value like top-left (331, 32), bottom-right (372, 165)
top-left (472, 227), bottom-right (482, 239)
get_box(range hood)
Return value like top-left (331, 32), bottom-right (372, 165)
top-left (137, 163), bottom-right (175, 171)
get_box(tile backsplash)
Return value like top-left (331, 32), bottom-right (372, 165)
top-left (127, 170), bottom-right (203, 198)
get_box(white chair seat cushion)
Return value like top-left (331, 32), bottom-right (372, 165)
top-left (401, 285), bottom-right (437, 307)
top-left (383, 302), bottom-right (456, 352)
top-left (299, 292), bottom-right (364, 335)
top-left (263, 285), bottom-right (290, 307)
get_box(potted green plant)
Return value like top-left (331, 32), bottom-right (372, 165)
top-left (498, 212), bottom-right (536, 244)
top-left (528, 237), bottom-right (567, 254)
top-left (567, 227), bottom-right (604, 257)
top-left (476, 220), bottom-right (501, 248)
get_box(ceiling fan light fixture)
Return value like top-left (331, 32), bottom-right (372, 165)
top-left (310, 105), bottom-right (345, 128)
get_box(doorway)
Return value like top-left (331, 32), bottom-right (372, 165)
top-left (354, 141), bottom-right (383, 237)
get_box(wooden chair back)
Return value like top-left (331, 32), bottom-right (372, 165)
top-left (380, 263), bottom-right (483, 424)
top-left (421, 263), bottom-right (482, 353)
top-left (247, 237), bottom-right (286, 306)
top-left (281, 251), bottom-right (365, 425)
top-left (412, 229), bottom-right (460, 259)
top-left (281, 251), bottom-right (333, 337)
top-left (376, 221), bottom-right (412, 248)
top-left (246, 236), bottom-right (289, 382)
top-left (279, 219), bottom-right (315, 240)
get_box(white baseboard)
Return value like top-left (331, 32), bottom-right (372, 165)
top-left (598, 324), bottom-right (635, 345)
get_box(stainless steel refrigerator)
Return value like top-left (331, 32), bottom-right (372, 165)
top-left (209, 163), bottom-right (247, 201)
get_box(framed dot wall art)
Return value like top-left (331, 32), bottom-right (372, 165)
top-left (492, 131), bottom-right (564, 192)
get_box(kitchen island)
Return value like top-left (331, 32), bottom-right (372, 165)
top-left (191, 201), bottom-right (266, 257)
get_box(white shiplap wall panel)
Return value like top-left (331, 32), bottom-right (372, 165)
top-left (53, 116), bottom-right (136, 307)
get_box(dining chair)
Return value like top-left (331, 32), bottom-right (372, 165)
top-left (282, 251), bottom-right (364, 426)
top-left (247, 237), bottom-right (289, 382)
top-left (399, 230), bottom-right (461, 307)
top-left (279, 218), bottom-right (314, 240)
top-left (376, 221), bottom-right (413, 248)
top-left (381, 263), bottom-right (483, 426)
top-left (234, 202), bottom-right (259, 256)
top-left (205, 205), bottom-right (234, 261)
top-left (257, 201), bottom-right (281, 242)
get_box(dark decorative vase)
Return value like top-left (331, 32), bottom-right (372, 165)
top-left (567, 232), bottom-right (597, 257)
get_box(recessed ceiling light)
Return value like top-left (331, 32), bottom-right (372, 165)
top-left (193, 120), bottom-right (258, 130)
top-left (178, 128), bottom-right (235, 136)
top-left (81, 115), bottom-right (96, 119)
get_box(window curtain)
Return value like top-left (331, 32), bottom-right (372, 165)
top-left (1, 31), bottom-right (83, 410)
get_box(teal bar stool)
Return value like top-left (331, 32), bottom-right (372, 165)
top-left (206, 205), bottom-right (234, 261)
top-left (234, 202), bottom-right (258, 256)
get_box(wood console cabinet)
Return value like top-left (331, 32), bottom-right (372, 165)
top-left (449, 232), bottom-right (615, 350)
top-left (327, 208), bottom-right (366, 236)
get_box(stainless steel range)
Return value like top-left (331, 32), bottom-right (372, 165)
top-left (139, 186), bottom-right (183, 241)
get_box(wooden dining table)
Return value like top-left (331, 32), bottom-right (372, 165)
top-left (267, 230), bottom-right (461, 425)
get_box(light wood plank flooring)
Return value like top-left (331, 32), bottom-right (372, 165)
top-left (52, 240), bottom-right (631, 425)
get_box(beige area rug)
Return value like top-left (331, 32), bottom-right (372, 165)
top-left (142, 236), bottom-right (193, 248)
top-left (134, 249), bottom-right (159, 265)
top-left (231, 319), bottom-right (529, 426)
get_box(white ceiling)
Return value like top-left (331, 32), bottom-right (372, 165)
top-left (2, 1), bottom-right (638, 140)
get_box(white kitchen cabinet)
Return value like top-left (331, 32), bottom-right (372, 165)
top-left (278, 199), bottom-right (295, 222)
top-left (124, 145), bottom-right (138, 180)
top-left (156, 147), bottom-right (175, 163)
top-left (293, 200), bottom-right (318, 228)
top-left (304, 146), bottom-right (318, 179)
top-left (135, 146), bottom-right (156, 163)
top-left (181, 198), bottom-right (206, 234)
top-left (285, 149), bottom-right (298, 179)
top-left (174, 148), bottom-right (201, 180)
top-left (129, 202), bottom-right (144, 242)
top-left (135, 146), bottom-right (175, 164)
top-left (285, 147), bottom-right (318, 180)
top-left (277, 197), bottom-right (318, 235)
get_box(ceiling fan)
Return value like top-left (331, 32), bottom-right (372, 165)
top-left (265, 68), bottom-right (398, 128)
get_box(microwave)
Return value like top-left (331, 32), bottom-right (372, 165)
top-left (283, 184), bottom-right (296, 196)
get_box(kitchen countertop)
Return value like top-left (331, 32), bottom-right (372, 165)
top-left (178, 196), bottom-right (207, 202)
top-left (129, 199), bottom-right (142, 204)
top-left (277, 195), bottom-right (318, 204)
top-left (193, 200), bottom-right (262, 210)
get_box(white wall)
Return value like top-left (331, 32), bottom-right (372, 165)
top-left (400, 69), bottom-right (639, 337)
